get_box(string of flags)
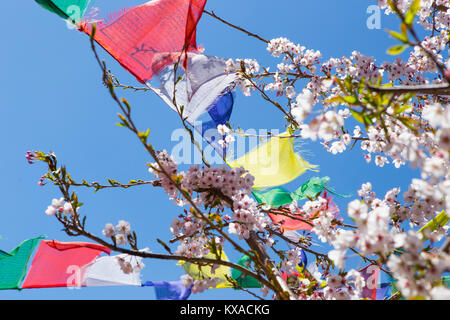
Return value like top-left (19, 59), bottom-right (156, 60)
top-left (0, 237), bottom-right (192, 299)
top-left (0, 237), bottom-right (307, 299)
top-left (28, 0), bottom-right (337, 298)
top-left (35, 0), bottom-right (316, 169)
top-left (27, 0), bottom-right (443, 301)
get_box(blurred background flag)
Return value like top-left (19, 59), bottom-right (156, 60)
top-left (360, 264), bottom-right (381, 300)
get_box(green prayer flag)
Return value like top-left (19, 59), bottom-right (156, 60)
top-left (390, 280), bottom-right (403, 299)
top-left (35, 0), bottom-right (91, 22)
top-left (253, 177), bottom-right (348, 208)
top-left (291, 176), bottom-right (330, 200)
top-left (442, 276), bottom-right (450, 288)
top-left (253, 177), bottom-right (330, 208)
top-left (0, 236), bottom-right (44, 290)
top-left (252, 187), bottom-right (293, 208)
top-left (231, 255), bottom-right (263, 289)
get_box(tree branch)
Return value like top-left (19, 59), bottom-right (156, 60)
top-left (368, 83), bottom-right (450, 95)
top-left (57, 216), bottom-right (276, 291)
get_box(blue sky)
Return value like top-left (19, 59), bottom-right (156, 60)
top-left (0, 0), bottom-right (418, 300)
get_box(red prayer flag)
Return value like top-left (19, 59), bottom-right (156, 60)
top-left (82, 0), bottom-right (207, 83)
top-left (360, 264), bottom-right (381, 300)
top-left (21, 240), bottom-right (111, 289)
top-left (281, 271), bottom-right (302, 282)
top-left (268, 195), bottom-right (340, 232)
top-left (268, 210), bottom-right (314, 231)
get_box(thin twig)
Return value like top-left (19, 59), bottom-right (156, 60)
top-left (69, 179), bottom-right (161, 190)
top-left (267, 228), bottom-right (331, 262)
top-left (203, 10), bottom-right (269, 44)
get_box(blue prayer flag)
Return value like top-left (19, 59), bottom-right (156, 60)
top-left (142, 280), bottom-right (192, 300)
top-left (195, 89), bottom-right (234, 157)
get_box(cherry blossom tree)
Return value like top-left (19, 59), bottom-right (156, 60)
top-left (28, 0), bottom-right (449, 300)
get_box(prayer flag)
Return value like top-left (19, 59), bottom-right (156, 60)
top-left (252, 187), bottom-right (293, 208)
top-left (230, 255), bottom-right (262, 289)
top-left (291, 177), bottom-right (330, 200)
top-left (252, 176), bottom-right (344, 208)
top-left (0, 236), bottom-right (44, 290)
top-left (443, 276), bottom-right (450, 288)
top-left (83, 1), bottom-right (234, 155)
top-left (21, 240), bottom-right (110, 289)
top-left (360, 264), bottom-right (381, 300)
top-left (282, 231), bottom-right (308, 267)
top-left (419, 210), bottom-right (449, 240)
top-left (268, 209), bottom-right (314, 231)
top-left (148, 53), bottom-right (236, 157)
top-left (376, 283), bottom-right (390, 300)
top-left (195, 89), bottom-right (235, 156)
top-left (227, 132), bottom-right (318, 189)
top-left (82, 253), bottom-right (144, 287)
top-left (35, 0), bottom-right (91, 22)
top-left (267, 194), bottom-right (339, 232)
top-left (293, 176), bottom-right (350, 199)
top-left (283, 230), bottom-right (303, 246)
top-left (281, 270), bottom-right (303, 282)
top-left (179, 251), bottom-right (232, 289)
top-left (84, 0), bottom-right (207, 83)
top-left (148, 54), bottom-right (236, 125)
top-left (142, 280), bottom-right (192, 300)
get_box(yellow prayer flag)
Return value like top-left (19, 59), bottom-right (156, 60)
top-left (418, 210), bottom-right (449, 240)
top-left (179, 251), bottom-right (233, 289)
top-left (227, 131), bottom-right (318, 189)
